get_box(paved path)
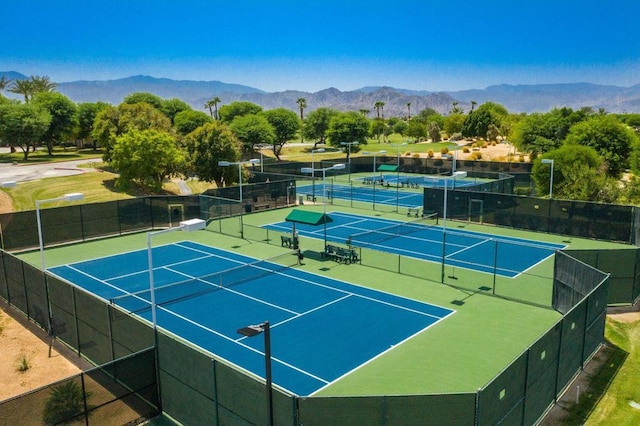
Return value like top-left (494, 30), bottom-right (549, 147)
top-left (0, 158), bottom-right (102, 183)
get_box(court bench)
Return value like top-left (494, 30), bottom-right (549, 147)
top-left (407, 207), bottom-right (421, 217)
top-left (254, 203), bottom-right (270, 211)
top-left (321, 244), bottom-right (359, 264)
top-left (306, 194), bottom-right (317, 202)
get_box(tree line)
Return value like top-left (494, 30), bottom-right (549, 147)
top-left (1, 75), bottom-right (640, 203)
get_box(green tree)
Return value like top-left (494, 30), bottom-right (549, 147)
top-left (76, 102), bottom-right (109, 150)
top-left (391, 120), bottom-right (408, 136)
top-left (92, 102), bottom-right (172, 162)
top-left (428, 121), bottom-right (442, 142)
top-left (161, 98), bottom-right (191, 124)
top-left (531, 145), bottom-right (602, 198)
top-left (512, 107), bottom-right (586, 155)
top-left (261, 108), bottom-right (300, 159)
top-left (219, 101), bottom-right (262, 123)
top-left (0, 103), bottom-right (51, 160)
top-left (111, 129), bottom-right (184, 190)
top-left (405, 120), bottom-right (426, 141)
top-left (302, 107), bottom-right (339, 147)
top-left (230, 113), bottom-right (275, 153)
top-left (32, 92), bottom-right (78, 155)
top-left (184, 121), bottom-right (242, 186)
top-left (564, 115), bottom-right (637, 177)
top-left (327, 111), bottom-right (369, 154)
top-left (122, 92), bottom-right (164, 110)
top-left (443, 113), bottom-right (465, 136)
top-left (413, 107), bottom-right (440, 124)
top-left (174, 110), bottom-right (213, 136)
top-left (461, 102), bottom-right (509, 138)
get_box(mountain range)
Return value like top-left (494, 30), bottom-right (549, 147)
top-left (2, 71), bottom-right (639, 115)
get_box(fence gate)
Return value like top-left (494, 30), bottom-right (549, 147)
top-left (469, 199), bottom-right (483, 223)
top-left (168, 204), bottom-right (185, 226)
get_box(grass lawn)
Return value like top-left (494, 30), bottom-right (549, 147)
top-left (0, 147), bottom-right (104, 164)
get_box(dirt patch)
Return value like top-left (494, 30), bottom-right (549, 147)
top-left (0, 306), bottom-right (82, 401)
top-left (608, 311), bottom-right (640, 324)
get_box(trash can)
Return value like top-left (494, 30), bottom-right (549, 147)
top-left (292, 237), bottom-right (299, 250)
top-left (244, 204), bottom-right (252, 213)
top-left (298, 196), bottom-right (304, 205)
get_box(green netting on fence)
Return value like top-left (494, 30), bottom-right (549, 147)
top-left (4, 252), bottom-right (27, 313)
top-left (22, 262), bottom-right (49, 330)
top-left (109, 305), bottom-right (154, 358)
top-left (81, 201), bottom-right (122, 238)
top-left (157, 332), bottom-right (215, 400)
top-left (477, 351), bottom-right (527, 425)
top-left (523, 323), bottom-right (562, 424)
top-left (0, 251), bottom-right (7, 301)
top-left (385, 394), bottom-right (477, 426)
top-left (215, 360), bottom-right (269, 425)
top-left (557, 300), bottom-right (587, 394)
top-left (74, 288), bottom-right (112, 364)
top-left (46, 274), bottom-right (79, 349)
top-left (298, 396), bottom-right (385, 426)
top-left (424, 188), bottom-right (636, 243)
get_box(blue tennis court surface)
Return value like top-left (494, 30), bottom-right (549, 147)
top-left (49, 241), bottom-right (454, 396)
top-left (265, 212), bottom-right (566, 277)
top-left (297, 175), bottom-right (478, 209)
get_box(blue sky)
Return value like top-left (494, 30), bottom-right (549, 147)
top-left (2, 0), bottom-right (638, 92)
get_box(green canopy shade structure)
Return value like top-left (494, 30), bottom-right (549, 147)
top-left (377, 164), bottom-right (398, 172)
top-left (285, 209), bottom-right (332, 225)
top-left (284, 209), bottom-right (333, 251)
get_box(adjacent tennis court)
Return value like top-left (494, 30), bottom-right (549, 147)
top-left (265, 212), bottom-right (565, 277)
top-left (48, 240), bottom-right (454, 396)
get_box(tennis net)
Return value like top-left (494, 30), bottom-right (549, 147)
top-left (110, 251), bottom-right (298, 314)
top-left (349, 213), bottom-right (439, 247)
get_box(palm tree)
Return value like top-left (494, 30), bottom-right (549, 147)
top-left (8, 79), bottom-right (34, 102)
top-left (204, 96), bottom-right (221, 120)
top-left (30, 75), bottom-right (57, 93)
top-left (406, 102), bottom-right (411, 121)
top-left (470, 100), bottom-right (477, 112)
top-left (359, 109), bottom-right (370, 116)
top-left (297, 97), bottom-right (307, 142)
top-left (374, 101), bottom-right (385, 142)
top-left (0, 76), bottom-right (11, 94)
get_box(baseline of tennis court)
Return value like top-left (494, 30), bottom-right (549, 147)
top-left (48, 241), bottom-right (454, 396)
top-left (265, 212), bottom-right (566, 277)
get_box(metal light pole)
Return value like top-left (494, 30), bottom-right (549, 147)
top-left (441, 171), bottom-right (467, 283)
top-left (311, 148), bottom-right (325, 200)
top-left (36, 193), bottom-right (84, 271)
top-left (541, 159), bottom-right (554, 199)
top-left (301, 164), bottom-right (346, 249)
top-left (237, 321), bottom-right (273, 426)
top-left (340, 142), bottom-right (359, 181)
top-left (218, 159), bottom-right (260, 238)
top-left (391, 143), bottom-right (406, 212)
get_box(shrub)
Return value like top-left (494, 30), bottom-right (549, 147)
top-left (43, 381), bottom-right (90, 425)
top-left (412, 153), bottom-right (420, 158)
top-left (427, 150), bottom-right (434, 158)
top-left (462, 146), bottom-right (470, 153)
top-left (16, 353), bottom-right (31, 372)
top-left (440, 147), bottom-right (449, 155)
